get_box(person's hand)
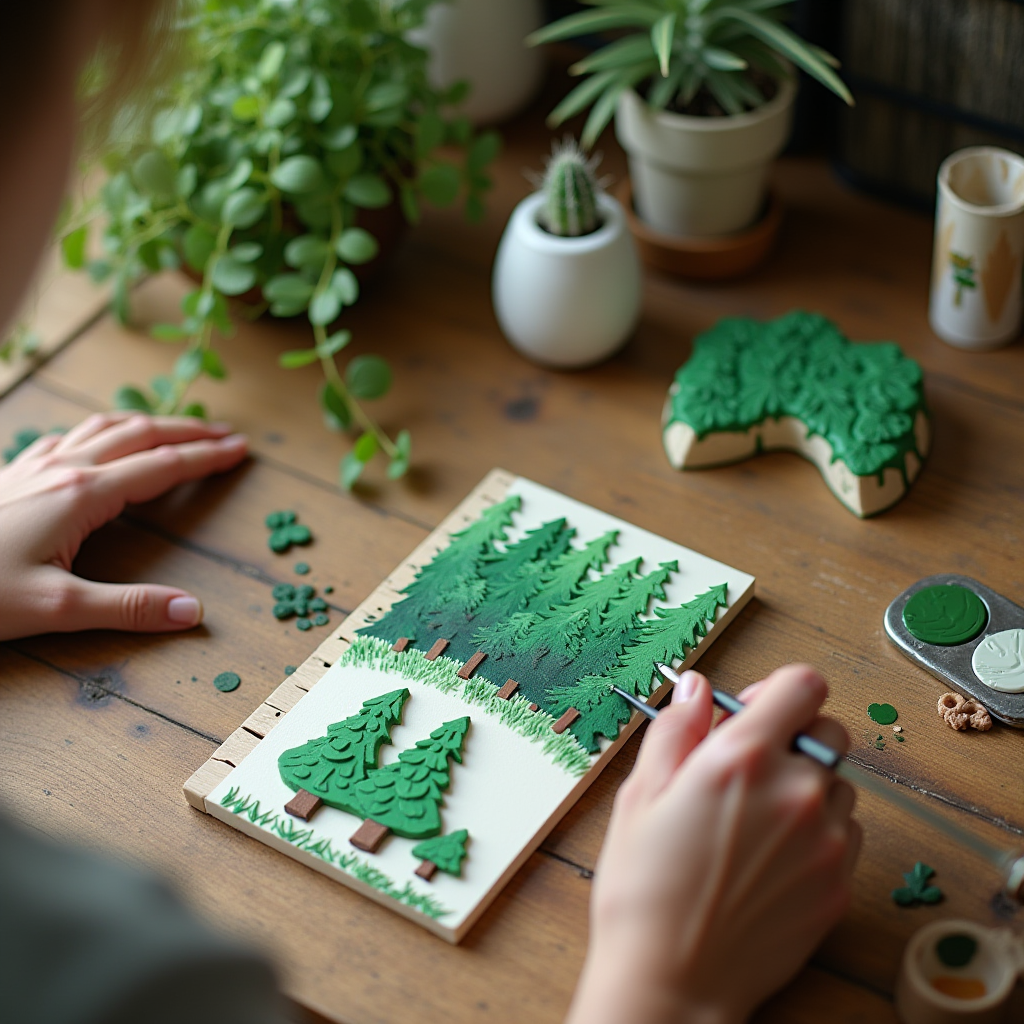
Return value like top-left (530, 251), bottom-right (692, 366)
top-left (0, 412), bottom-right (247, 641)
top-left (568, 665), bottom-right (861, 1024)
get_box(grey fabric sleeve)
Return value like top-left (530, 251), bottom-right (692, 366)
top-left (0, 813), bottom-right (289, 1024)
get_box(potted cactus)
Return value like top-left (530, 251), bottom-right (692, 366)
top-left (529, 0), bottom-right (852, 239)
top-left (492, 139), bottom-right (641, 367)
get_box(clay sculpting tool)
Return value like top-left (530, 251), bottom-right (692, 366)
top-left (611, 664), bottom-right (1024, 900)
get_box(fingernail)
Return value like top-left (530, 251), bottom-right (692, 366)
top-left (220, 433), bottom-right (248, 448)
top-left (167, 596), bottom-right (202, 625)
top-left (672, 670), bottom-right (699, 704)
top-left (209, 421), bottom-right (233, 433)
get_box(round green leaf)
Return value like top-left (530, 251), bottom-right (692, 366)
top-left (317, 329), bottom-right (351, 357)
top-left (340, 452), bottom-right (364, 490)
top-left (182, 402), bottom-right (207, 419)
top-left (133, 151), bottom-right (177, 198)
top-left (263, 274), bottom-right (314, 305)
top-left (309, 290), bottom-right (341, 326)
top-left (265, 97), bottom-right (296, 128)
top-left (319, 381), bottom-right (351, 430)
top-left (330, 268), bottom-right (359, 305)
top-left (231, 95), bottom-right (261, 122)
top-left (279, 348), bottom-right (320, 368)
top-left (353, 431), bottom-right (379, 462)
top-left (335, 228), bottom-right (378, 264)
top-left (258, 40), bottom-right (287, 81)
top-left (150, 323), bottom-right (189, 342)
top-left (62, 226), bottom-right (87, 269)
top-left (416, 112), bottom-right (445, 158)
top-left (225, 158), bottom-right (254, 192)
top-left (175, 348), bottom-right (204, 382)
top-left (202, 349), bottom-right (227, 380)
top-left (113, 386), bottom-right (153, 413)
top-left (346, 355), bottom-right (391, 399)
top-left (284, 234), bottom-right (330, 270)
top-left (230, 242), bottom-right (263, 263)
top-left (344, 173), bottom-right (391, 208)
top-left (418, 163), bottom-right (461, 207)
top-left (395, 428), bottom-right (411, 460)
top-left (322, 124), bottom-right (357, 151)
top-left (468, 131), bottom-right (501, 171)
top-left (176, 164), bottom-right (198, 199)
top-left (222, 188), bottom-right (266, 229)
top-left (271, 155), bottom-right (325, 194)
top-left (280, 67), bottom-right (312, 98)
top-left (211, 256), bottom-right (257, 295)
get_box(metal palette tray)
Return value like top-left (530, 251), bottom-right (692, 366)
top-left (884, 573), bottom-right (1024, 728)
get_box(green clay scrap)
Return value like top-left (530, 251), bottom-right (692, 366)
top-left (265, 510), bottom-right (312, 553)
top-left (214, 671), bottom-right (241, 692)
top-left (936, 934), bottom-right (978, 968)
top-left (662, 311), bottom-right (930, 518)
top-left (284, 665), bottom-right (297, 675)
top-left (294, 562), bottom-right (311, 575)
top-left (903, 585), bottom-right (988, 646)
top-left (271, 583), bottom-right (329, 624)
top-left (324, 585), bottom-right (334, 594)
top-left (892, 862), bottom-right (943, 906)
top-left (868, 703), bottom-right (898, 725)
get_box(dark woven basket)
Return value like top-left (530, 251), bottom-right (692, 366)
top-left (835, 0), bottom-right (1024, 210)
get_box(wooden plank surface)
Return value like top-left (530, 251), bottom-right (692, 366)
top-left (3, 68), bottom-right (1024, 1020)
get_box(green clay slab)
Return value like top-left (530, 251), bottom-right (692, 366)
top-left (868, 703), bottom-right (898, 725)
top-left (902, 584), bottom-right (987, 646)
top-left (973, 629), bottom-right (1024, 693)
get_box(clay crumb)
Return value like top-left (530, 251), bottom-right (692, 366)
top-left (893, 725), bottom-right (903, 733)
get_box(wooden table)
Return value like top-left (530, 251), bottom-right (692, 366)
top-left (3, 77), bottom-right (1023, 1023)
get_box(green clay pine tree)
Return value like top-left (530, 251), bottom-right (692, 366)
top-left (349, 717), bottom-right (470, 852)
top-left (412, 829), bottom-right (470, 881)
top-left (278, 688), bottom-right (409, 815)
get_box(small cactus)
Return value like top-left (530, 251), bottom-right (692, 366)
top-left (540, 138), bottom-right (602, 238)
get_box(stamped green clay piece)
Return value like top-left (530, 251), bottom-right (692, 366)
top-left (903, 585), bottom-right (988, 646)
top-left (296, 617), bottom-right (312, 631)
top-left (266, 511), bottom-right (312, 553)
top-left (662, 312), bottom-right (930, 518)
top-left (868, 703), bottom-right (898, 725)
top-left (313, 613), bottom-right (330, 627)
top-left (972, 628), bottom-right (1024, 693)
top-left (213, 671), bottom-right (241, 692)
top-left (294, 562), bottom-right (310, 575)
top-left (936, 934), bottom-right (978, 968)
top-left (892, 862), bottom-right (943, 906)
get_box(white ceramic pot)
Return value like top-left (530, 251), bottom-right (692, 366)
top-left (615, 79), bottom-right (797, 238)
top-left (929, 146), bottom-right (1024, 350)
top-left (492, 191), bottom-right (642, 368)
top-left (410, 0), bottom-right (545, 126)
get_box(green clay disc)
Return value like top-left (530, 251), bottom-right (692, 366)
top-left (296, 585), bottom-right (315, 600)
top-left (309, 597), bottom-right (327, 612)
top-left (936, 934), bottom-right (978, 968)
top-left (903, 585), bottom-right (988, 646)
top-left (868, 702), bottom-right (898, 725)
top-left (272, 602), bottom-right (294, 620)
top-left (213, 671), bottom-right (241, 692)
top-left (294, 562), bottom-right (310, 575)
top-left (313, 613), bottom-right (329, 626)
top-left (284, 665), bottom-right (296, 675)
top-left (324, 585), bottom-right (334, 594)
top-left (272, 583), bottom-right (295, 601)
top-left (296, 617), bottom-right (312, 631)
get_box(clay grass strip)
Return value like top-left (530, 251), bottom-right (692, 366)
top-left (552, 707), bottom-right (581, 735)
top-left (339, 638), bottom-right (593, 777)
top-left (219, 787), bottom-right (450, 919)
top-left (457, 651), bottom-right (487, 680)
top-left (496, 679), bottom-right (519, 700)
top-left (284, 788), bottom-right (323, 821)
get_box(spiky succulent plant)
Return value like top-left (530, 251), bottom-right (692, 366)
top-left (528, 0), bottom-right (852, 149)
top-left (540, 138), bottom-right (602, 237)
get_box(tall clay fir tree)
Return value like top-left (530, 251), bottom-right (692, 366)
top-left (278, 688), bottom-right (410, 814)
top-left (359, 501), bottom-right (730, 753)
top-left (352, 717), bottom-right (471, 843)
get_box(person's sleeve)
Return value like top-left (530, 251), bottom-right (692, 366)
top-left (0, 812), bottom-right (288, 1024)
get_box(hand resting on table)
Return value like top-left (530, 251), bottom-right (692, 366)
top-left (0, 412), bottom-right (247, 641)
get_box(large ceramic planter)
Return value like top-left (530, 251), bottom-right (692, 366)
top-left (615, 79), bottom-right (797, 237)
top-left (492, 192), bottom-right (642, 368)
top-left (410, 0), bottom-right (544, 125)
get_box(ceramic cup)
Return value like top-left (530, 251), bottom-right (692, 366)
top-left (929, 146), bottom-right (1024, 350)
top-left (896, 919), bottom-right (1024, 1024)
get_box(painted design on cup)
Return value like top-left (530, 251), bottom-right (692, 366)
top-left (949, 252), bottom-right (976, 306)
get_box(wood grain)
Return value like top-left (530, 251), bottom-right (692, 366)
top-left (3, 69), bottom-right (1024, 1017)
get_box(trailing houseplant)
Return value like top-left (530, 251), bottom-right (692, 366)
top-left (528, 0), bottom-right (852, 238)
top-left (67, 0), bottom-right (499, 488)
top-left (492, 138), bottom-right (640, 367)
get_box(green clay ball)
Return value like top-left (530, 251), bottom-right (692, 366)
top-left (313, 613), bottom-right (329, 626)
top-left (286, 524), bottom-right (311, 545)
top-left (296, 617), bottom-right (312, 631)
top-left (292, 600), bottom-right (309, 616)
top-left (936, 934), bottom-right (978, 968)
top-left (309, 597), bottom-right (327, 612)
top-left (213, 671), bottom-right (241, 692)
top-left (868, 703), bottom-right (898, 725)
top-left (296, 585), bottom-right (315, 600)
top-left (903, 585), bottom-right (987, 646)
top-left (268, 533), bottom-right (291, 553)
top-left (294, 562), bottom-right (311, 575)
top-left (284, 665), bottom-right (297, 676)
top-left (272, 583), bottom-right (295, 601)
top-left (324, 585), bottom-right (334, 594)
top-left (273, 602), bottom-right (294, 620)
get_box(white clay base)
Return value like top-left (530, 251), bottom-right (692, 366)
top-left (662, 410), bottom-right (931, 518)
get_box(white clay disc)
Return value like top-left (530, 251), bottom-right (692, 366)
top-left (972, 628), bottom-right (1024, 693)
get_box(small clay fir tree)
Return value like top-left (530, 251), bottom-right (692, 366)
top-left (412, 829), bottom-right (470, 881)
top-left (278, 688), bottom-right (409, 815)
top-left (352, 717), bottom-right (470, 843)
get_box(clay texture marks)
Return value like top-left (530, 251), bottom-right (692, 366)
top-left (278, 688), bottom-right (409, 814)
top-left (354, 717), bottom-right (470, 840)
top-left (662, 311), bottom-right (930, 515)
top-left (360, 497), bottom-right (729, 753)
top-left (903, 585), bottom-right (988, 646)
top-left (972, 629), bottom-right (1024, 693)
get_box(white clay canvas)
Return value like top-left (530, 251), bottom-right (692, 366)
top-left (197, 473), bottom-right (755, 942)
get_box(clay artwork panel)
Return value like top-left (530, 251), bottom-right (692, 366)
top-left (198, 473), bottom-right (754, 941)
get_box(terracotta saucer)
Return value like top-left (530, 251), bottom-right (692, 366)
top-left (616, 178), bottom-right (783, 281)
